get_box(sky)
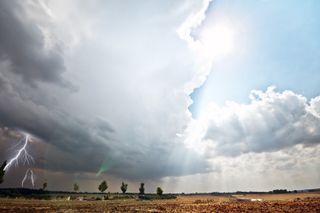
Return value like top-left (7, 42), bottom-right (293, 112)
top-left (0, 0), bottom-right (319, 193)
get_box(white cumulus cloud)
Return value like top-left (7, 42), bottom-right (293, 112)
top-left (184, 86), bottom-right (320, 157)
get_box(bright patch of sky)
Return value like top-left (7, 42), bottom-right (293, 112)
top-left (190, 0), bottom-right (320, 118)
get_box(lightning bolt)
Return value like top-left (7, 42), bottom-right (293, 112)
top-left (4, 133), bottom-right (36, 188)
top-left (21, 169), bottom-right (34, 188)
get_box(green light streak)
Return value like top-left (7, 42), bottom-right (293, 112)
top-left (96, 158), bottom-right (113, 177)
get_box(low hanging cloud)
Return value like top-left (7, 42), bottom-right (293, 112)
top-left (198, 87), bottom-right (320, 157)
top-left (0, 79), bottom-right (210, 180)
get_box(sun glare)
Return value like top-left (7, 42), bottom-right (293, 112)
top-left (199, 24), bottom-right (234, 61)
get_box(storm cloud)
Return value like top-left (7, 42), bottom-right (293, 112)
top-left (0, 0), bottom-right (67, 87)
top-left (0, 0), bottom-right (212, 185)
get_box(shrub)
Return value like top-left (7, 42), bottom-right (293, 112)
top-left (0, 161), bottom-right (7, 184)
top-left (139, 183), bottom-right (145, 195)
top-left (98, 180), bottom-right (108, 193)
top-left (73, 183), bottom-right (79, 192)
top-left (156, 187), bottom-right (163, 196)
top-left (121, 182), bottom-right (128, 194)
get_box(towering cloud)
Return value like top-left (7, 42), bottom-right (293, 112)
top-left (185, 87), bottom-right (320, 157)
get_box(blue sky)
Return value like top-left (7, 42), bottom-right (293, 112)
top-left (190, 0), bottom-right (320, 117)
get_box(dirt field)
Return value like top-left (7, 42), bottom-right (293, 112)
top-left (0, 193), bottom-right (320, 212)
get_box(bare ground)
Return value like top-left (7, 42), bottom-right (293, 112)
top-left (0, 193), bottom-right (320, 212)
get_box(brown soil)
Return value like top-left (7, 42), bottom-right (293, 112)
top-left (0, 194), bottom-right (319, 212)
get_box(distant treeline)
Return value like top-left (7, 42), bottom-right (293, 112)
top-left (0, 188), bottom-right (102, 196)
top-left (0, 188), bottom-right (176, 199)
top-left (271, 189), bottom-right (289, 194)
top-left (211, 188), bottom-right (319, 195)
top-left (0, 187), bottom-right (319, 198)
top-left (231, 188), bottom-right (319, 194)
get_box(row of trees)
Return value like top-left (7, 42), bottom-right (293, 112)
top-left (72, 181), bottom-right (163, 195)
top-left (1, 161), bottom-right (164, 195)
top-left (138, 183), bottom-right (163, 195)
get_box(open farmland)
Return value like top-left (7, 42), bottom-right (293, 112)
top-left (0, 192), bottom-right (320, 212)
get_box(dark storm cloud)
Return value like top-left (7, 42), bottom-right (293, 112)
top-left (0, 88), bottom-right (115, 172)
top-left (94, 118), bottom-right (116, 140)
top-left (0, 76), bottom-right (7, 91)
top-left (109, 142), bottom-right (213, 180)
top-left (95, 118), bottom-right (115, 133)
top-left (0, 0), bottom-right (66, 87)
top-left (0, 79), bottom-right (210, 180)
top-left (0, 0), bottom-right (102, 175)
top-left (0, 93), bottom-right (210, 179)
top-left (0, 0), bottom-right (212, 185)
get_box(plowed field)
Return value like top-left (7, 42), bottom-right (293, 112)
top-left (0, 193), bottom-right (319, 212)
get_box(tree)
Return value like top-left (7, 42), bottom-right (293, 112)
top-left (139, 183), bottom-right (145, 195)
top-left (156, 187), bottom-right (163, 196)
top-left (98, 180), bottom-right (108, 193)
top-left (120, 181), bottom-right (128, 194)
top-left (73, 183), bottom-right (79, 192)
top-left (42, 181), bottom-right (47, 191)
top-left (0, 161), bottom-right (7, 185)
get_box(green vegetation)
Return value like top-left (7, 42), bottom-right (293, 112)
top-left (0, 160), bottom-right (6, 184)
top-left (73, 183), bottom-right (79, 192)
top-left (120, 181), bottom-right (128, 194)
top-left (157, 187), bottom-right (163, 195)
top-left (98, 180), bottom-right (108, 193)
top-left (42, 181), bottom-right (47, 191)
top-left (272, 189), bottom-right (288, 194)
top-left (139, 183), bottom-right (145, 195)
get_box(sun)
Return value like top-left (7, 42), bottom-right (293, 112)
top-left (199, 24), bottom-right (234, 61)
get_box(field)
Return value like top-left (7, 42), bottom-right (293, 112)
top-left (0, 192), bottom-right (320, 212)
